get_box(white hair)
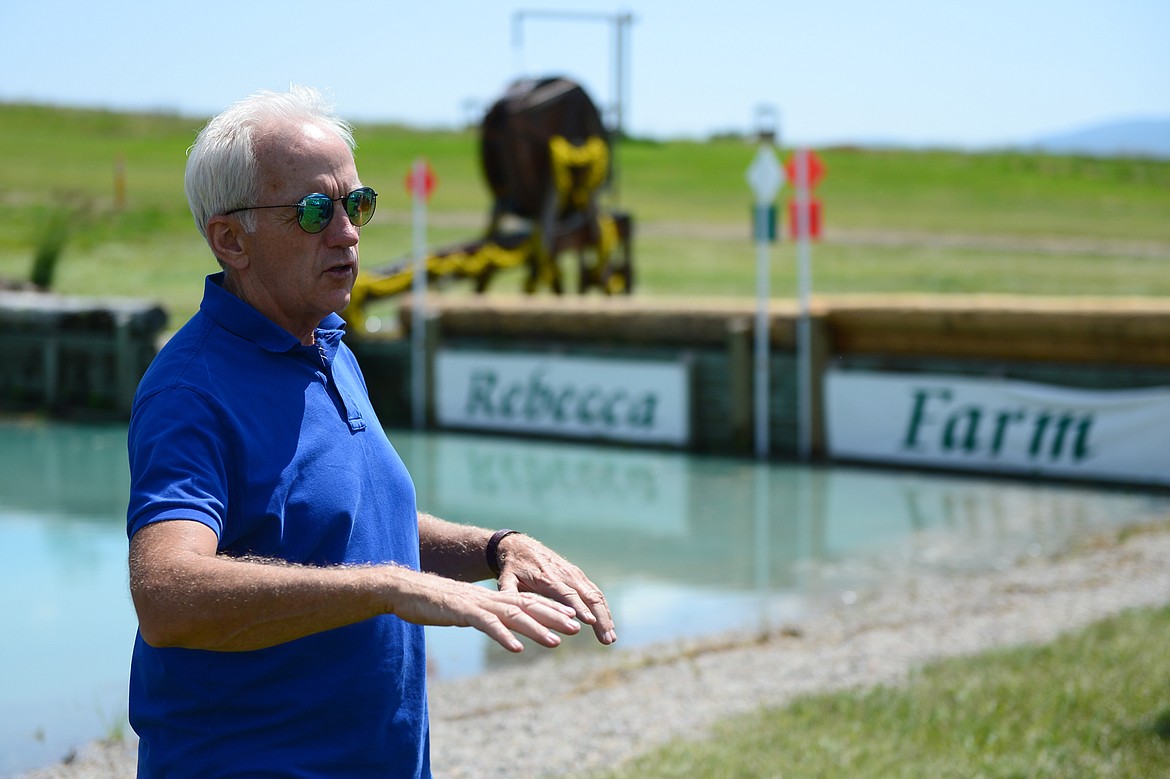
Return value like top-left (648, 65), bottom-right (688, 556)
top-left (184, 85), bottom-right (356, 241)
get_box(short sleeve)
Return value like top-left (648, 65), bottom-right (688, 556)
top-left (127, 386), bottom-right (233, 542)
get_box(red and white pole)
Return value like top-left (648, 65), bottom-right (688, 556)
top-left (794, 149), bottom-right (814, 460)
top-left (408, 158), bottom-right (434, 429)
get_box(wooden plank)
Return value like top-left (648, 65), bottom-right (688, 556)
top-left (401, 295), bottom-right (799, 347)
top-left (825, 296), bottom-right (1170, 365)
top-left (401, 293), bottom-right (1170, 366)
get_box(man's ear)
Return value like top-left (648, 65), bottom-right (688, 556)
top-left (207, 215), bottom-right (250, 271)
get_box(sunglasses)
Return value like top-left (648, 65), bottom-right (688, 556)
top-left (225, 187), bottom-right (377, 234)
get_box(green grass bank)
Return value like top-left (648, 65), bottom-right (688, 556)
top-left (586, 603), bottom-right (1170, 779)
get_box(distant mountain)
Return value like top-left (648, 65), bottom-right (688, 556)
top-left (1028, 117), bottom-right (1170, 159)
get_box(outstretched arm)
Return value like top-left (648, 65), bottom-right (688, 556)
top-left (417, 512), bottom-right (617, 646)
top-left (129, 519), bottom-right (581, 654)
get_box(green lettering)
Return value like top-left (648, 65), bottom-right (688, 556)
top-left (466, 371), bottom-right (497, 416)
top-left (601, 390), bottom-right (627, 427)
top-left (629, 394), bottom-right (657, 428)
top-left (500, 384), bottom-right (523, 418)
top-left (1048, 413), bottom-right (1095, 461)
top-left (1072, 416), bottom-right (1094, 461)
top-left (578, 389), bottom-right (601, 424)
top-left (990, 409), bottom-right (1026, 456)
top-left (942, 407), bottom-right (981, 453)
top-left (903, 388), bottom-right (951, 450)
top-left (1028, 413), bottom-right (1052, 459)
top-left (524, 369), bottom-right (553, 420)
top-left (555, 387), bottom-right (575, 422)
top-left (1048, 414), bottom-right (1074, 460)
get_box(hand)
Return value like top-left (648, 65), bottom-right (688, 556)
top-left (494, 535), bottom-right (617, 646)
top-left (386, 569), bottom-right (583, 654)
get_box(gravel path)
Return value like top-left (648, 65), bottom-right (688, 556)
top-left (19, 525), bottom-right (1170, 779)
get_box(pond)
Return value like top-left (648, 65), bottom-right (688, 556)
top-left (3, 417), bottom-right (1169, 775)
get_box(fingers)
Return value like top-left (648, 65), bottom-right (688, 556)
top-left (579, 585), bottom-right (618, 646)
top-left (384, 569), bottom-right (589, 654)
top-left (566, 582), bottom-right (616, 645)
top-left (498, 569), bottom-right (618, 646)
top-left (476, 592), bottom-right (581, 653)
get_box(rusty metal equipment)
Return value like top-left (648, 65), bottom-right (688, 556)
top-left (345, 76), bottom-right (633, 333)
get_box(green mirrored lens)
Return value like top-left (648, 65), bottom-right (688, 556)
top-left (346, 188), bottom-right (377, 227)
top-left (298, 195), bottom-right (333, 234)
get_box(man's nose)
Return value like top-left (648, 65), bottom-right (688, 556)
top-left (324, 208), bottom-right (361, 247)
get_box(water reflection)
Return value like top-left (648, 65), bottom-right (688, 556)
top-left (399, 432), bottom-right (1170, 678)
top-left (2, 420), bottom-right (1169, 774)
top-left (0, 419), bottom-right (136, 777)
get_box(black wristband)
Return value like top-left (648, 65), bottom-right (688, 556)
top-left (486, 529), bottom-right (521, 577)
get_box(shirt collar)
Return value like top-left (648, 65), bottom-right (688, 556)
top-left (199, 272), bottom-right (347, 353)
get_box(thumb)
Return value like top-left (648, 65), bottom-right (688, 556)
top-left (496, 571), bottom-right (520, 593)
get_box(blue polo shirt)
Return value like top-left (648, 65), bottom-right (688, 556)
top-left (127, 273), bottom-right (429, 778)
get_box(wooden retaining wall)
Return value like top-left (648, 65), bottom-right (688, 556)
top-left (351, 294), bottom-right (1170, 458)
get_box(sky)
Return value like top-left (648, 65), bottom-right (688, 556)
top-left (4, 0), bottom-right (1168, 149)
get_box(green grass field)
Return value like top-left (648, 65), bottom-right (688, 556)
top-left (589, 603), bottom-right (1170, 779)
top-left (2, 103), bottom-right (1168, 328)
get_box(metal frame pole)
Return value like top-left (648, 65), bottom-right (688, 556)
top-left (512, 10), bottom-right (635, 138)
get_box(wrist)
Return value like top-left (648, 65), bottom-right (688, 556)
top-left (486, 529), bottom-right (522, 577)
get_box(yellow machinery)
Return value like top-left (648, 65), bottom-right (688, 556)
top-left (344, 76), bottom-right (633, 333)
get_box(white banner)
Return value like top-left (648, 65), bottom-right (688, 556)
top-left (826, 369), bottom-right (1170, 485)
top-left (436, 351), bottom-right (691, 445)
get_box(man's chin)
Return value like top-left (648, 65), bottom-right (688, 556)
top-left (323, 287), bottom-right (353, 317)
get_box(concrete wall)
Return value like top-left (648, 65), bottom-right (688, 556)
top-left (0, 292), bottom-right (167, 417)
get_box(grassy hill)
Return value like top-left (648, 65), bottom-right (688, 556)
top-left (2, 103), bottom-right (1168, 327)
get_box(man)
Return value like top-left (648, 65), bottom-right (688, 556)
top-left (126, 85), bottom-right (616, 778)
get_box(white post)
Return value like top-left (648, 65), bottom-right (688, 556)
top-left (410, 159), bottom-right (428, 430)
top-left (753, 461), bottom-right (771, 628)
top-left (795, 149), bottom-right (813, 461)
top-left (746, 142), bottom-right (783, 459)
top-left (754, 230), bottom-right (771, 458)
